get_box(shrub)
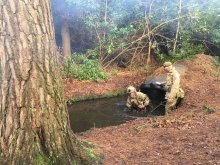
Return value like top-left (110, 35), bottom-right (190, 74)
top-left (61, 55), bottom-right (108, 81)
top-left (159, 42), bottom-right (205, 62)
top-left (213, 56), bottom-right (220, 67)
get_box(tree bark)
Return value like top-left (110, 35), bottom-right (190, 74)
top-left (103, 0), bottom-right (108, 41)
top-left (147, 42), bottom-right (152, 65)
top-left (0, 0), bottom-right (97, 164)
top-left (145, 0), bottom-right (154, 65)
top-left (61, 20), bottom-right (72, 59)
top-left (173, 0), bottom-right (182, 53)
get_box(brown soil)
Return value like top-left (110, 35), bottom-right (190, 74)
top-left (63, 70), bottom-right (149, 100)
top-left (64, 54), bottom-right (220, 165)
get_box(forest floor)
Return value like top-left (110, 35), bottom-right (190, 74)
top-left (64, 54), bottom-right (220, 165)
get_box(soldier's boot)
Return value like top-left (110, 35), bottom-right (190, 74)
top-left (179, 88), bottom-right (185, 98)
top-left (165, 107), bottom-right (172, 115)
top-left (165, 99), bottom-right (177, 115)
top-left (176, 97), bottom-right (183, 108)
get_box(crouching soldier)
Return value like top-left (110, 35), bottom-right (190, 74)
top-left (157, 62), bottom-right (184, 114)
top-left (126, 86), bottom-right (150, 111)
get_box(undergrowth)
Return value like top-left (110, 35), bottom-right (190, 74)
top-left (158, 42), bottom-right (205, 62)
top-left (213, 56), bottom-right (220, 67)
top-left (62, 54), bottom-right (108, 81)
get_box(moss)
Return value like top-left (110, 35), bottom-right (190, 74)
top-left (78, 140), bottom-right (103, 165)
top-left (33, 153), bottom-right (83, 165)
top-left (103, 91), bottom-right (124, 98)
top-left (66, 91), bottom-right (125, 105)
top-left (33, 153), bottom-right (51, 165)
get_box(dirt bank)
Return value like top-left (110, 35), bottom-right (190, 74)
top-left (64, 54), bottom-right (220, 165)
top-left (63, 69), bottom-right (151, 101)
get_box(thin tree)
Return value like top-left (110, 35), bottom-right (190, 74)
top-left (173, 0), bottom-right (182, 53)
top-left (146, 0), bottom-right (155, 65)
top-left (103, 0), bottom-right (108, 41)
top-left (0, 0), bottom-right (98, 164)
top-left (61, 19), bottom-right (72, 59)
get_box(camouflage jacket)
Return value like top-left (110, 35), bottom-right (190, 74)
top-left (165, 67), bottom-right (184, 99)
top-left (126, 92), bottom-right (150, 109)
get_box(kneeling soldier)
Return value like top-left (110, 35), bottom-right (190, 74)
top-left (126, 86), bottom-right (150, 111)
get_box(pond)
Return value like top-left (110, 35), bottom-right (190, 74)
top-left (68, 95), bottom-right (165, 133)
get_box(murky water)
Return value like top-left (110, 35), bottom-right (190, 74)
top-left (68, 95), bottom-right (165, 133)
top-left (68, 66), bottom-right (186, 133)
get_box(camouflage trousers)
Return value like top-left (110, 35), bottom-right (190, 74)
top-left (130, 102), bottom-right (145, 111)
top-left (165, 88), bottom-right (184, 115)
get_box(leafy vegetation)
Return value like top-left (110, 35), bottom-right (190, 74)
top-left (213, 56), bottom-right (220, 67)
top-left (52, 0), bottom-right (220, 78)
top-left (158, 42), bottom-right (205, 62)
top-left (61, 54), bottom-right (108, 81)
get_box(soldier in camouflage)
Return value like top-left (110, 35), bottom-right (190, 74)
top-left (158, 62), bottom-right (184, 114)
top-left (126, 86), bottom-right (150, 111)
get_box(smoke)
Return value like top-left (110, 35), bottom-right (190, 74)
top-left (51, 0), bottom-right (219, 27)
top-left (51, 0), bottom-right (220, 52)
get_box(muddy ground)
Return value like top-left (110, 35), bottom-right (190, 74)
top-left (64, 55), bottom-right (220, 165)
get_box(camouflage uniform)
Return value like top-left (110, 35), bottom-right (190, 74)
top-left (163, 62), bottom-right (184, 114)
top-left (126, 86), bottom-right (150, 111)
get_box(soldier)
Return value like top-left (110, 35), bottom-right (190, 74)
top-left (126, 86), bottom-right (150, 111)
top-left (156, 62), bottom-right (184, 114)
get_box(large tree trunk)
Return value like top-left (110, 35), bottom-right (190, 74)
top-left (61, 20), bottom-right (72, 59)
top-left (0, 0), bottom-right (97, 164)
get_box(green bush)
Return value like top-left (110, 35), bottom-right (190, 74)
top-left (61, 55), bottom-right (108, 81)
top-left (159, 42), bottom-right (205, 62)
top-left (213, 56), bottom-right (220, 67)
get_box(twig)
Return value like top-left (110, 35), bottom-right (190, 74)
top-left (150, 101), bottom-right (167, 114)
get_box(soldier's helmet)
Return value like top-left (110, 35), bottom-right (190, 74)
top-left (163, 61), bottom-right (172, 67)
top-left (127, 86), bottom-right (136, 93)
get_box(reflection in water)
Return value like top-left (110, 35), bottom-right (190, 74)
top-left (68, 96), bottom-right (131, 133)
top-left (68, 95), bottom-right (164, 133)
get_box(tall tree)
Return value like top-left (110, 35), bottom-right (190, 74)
top-left (0, 0), bottom-right (98, 164)
top-left (61, 20), bottom-right (72, 59)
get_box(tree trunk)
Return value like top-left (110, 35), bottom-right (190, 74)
top-left (173, 0), bottom-right (182, 53)
top-left (61, 20), bottom-right (72, 59)
top-left (0, 0), bottom-right (97, 164)
top-left (103, 0), bottom-right (108, 41)
top-left (147, 42), bottom-right (152, 65)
